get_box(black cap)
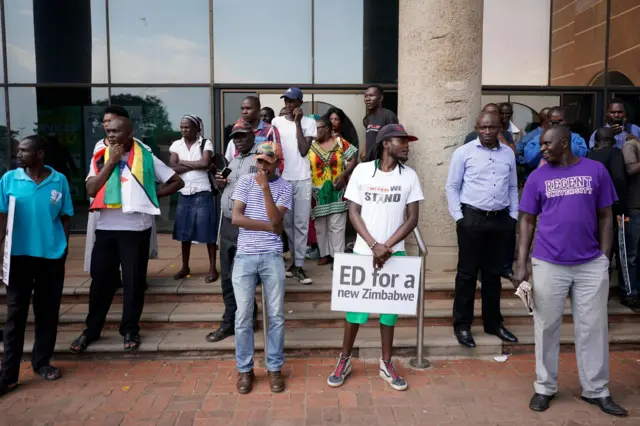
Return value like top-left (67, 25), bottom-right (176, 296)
top-left (375, 124), bottom-right (418, 144)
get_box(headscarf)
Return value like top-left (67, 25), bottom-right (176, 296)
top-left (182, 114), bottom-right (205, 139)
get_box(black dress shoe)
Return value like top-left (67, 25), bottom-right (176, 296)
top-left (581, 396), bottom-right (628, 417)
top-left (206, 327), bottom-right (234, 343)
top-left (487, 326), bottom-right (518, 343)
top-left (454, 328), bottom-right (476, 348)
top-left (529, 393), bottom-right (554, 412)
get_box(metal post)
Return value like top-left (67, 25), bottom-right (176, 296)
top-left (410, 227), bottom-right (430, 369)
top-left (261, 284), bottom-right (269, 366)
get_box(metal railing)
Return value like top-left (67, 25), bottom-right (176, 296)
top-left (409, 226), bottom-right (430, 369)
top-left (261, 226), bottom-right (430, 368)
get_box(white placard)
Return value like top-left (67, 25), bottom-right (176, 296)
top-left (2, 196), bottom-right (15, 286)
top-left (331, 253), bottom-right (422, 316)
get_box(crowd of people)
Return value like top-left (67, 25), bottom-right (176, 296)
top-left (0, 87), bottom-right (634, 418)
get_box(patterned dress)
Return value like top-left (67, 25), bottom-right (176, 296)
top-left (308, 137), bottom-right (358, 219)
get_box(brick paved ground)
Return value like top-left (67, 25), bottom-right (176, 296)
top-left (1, 352), bottom-right (639, 425)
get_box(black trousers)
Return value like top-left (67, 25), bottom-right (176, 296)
top-left (84, 229), bottom-right (151, 340)
top-left (219, 216), bottom-right (257, 331)
top-left (1, 255), bottom-right (65, 384)
top-left (453, 207), bottom-right (514, 332)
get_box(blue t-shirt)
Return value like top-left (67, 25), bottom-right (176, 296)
top-left (231, 174), bottom-right (292, 255)
top-left (0, 166), bottom-right (74, 259)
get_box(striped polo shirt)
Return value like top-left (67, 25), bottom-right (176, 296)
top-left (231, 173), bottom-right (293, 254)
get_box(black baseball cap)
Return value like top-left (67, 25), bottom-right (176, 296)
top-left (375, 124), bottom-right (418, 144)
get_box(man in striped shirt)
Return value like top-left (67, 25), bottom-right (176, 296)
top-left (231, 141), bottom-right (292, 395)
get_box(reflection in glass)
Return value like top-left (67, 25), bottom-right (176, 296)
top-left (8, 87), bottom-right (109, 231)
top-left (314, 94), bottom-right (365, 149)
top-left (314, 0), bottom-right (363, 84)
top-left (213, 0), bottom-right (312, 83)
top-left (550, 0), bottom-right (607, 86)
top-left (0, 91), bottom-right (9, 176)
top-left (5, 0), bottom-right (107, 83)
top-left (109, 0), bottom-right (210, 83)
top-left (607, 0), bottom-right (640, 86)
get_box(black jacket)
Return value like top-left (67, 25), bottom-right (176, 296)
top-left (587, 146), bottom-right (627, 216)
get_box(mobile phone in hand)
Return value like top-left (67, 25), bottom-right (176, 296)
top-left (221, 167), bottom-right (232, 178)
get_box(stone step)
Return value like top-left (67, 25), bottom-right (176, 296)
top-left (3, 322), bottom-right (639, 359)
top-left (0, 273), bottom-right (529, 305)
top-left (6, 299), bottom-right (637, 331)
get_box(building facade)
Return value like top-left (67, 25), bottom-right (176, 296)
top-left (0, 0), bottom-right (637, 233)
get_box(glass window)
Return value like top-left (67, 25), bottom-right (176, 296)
top-left (314, 94), bottom-right (365, 148)
top-left (5, 0), bottom-right (107, 83)
top-left (109, 87), bottom-right (212, 232)
top-left (362, 0), bottom-right (398, 84)
top-left (213, 0), bottom-right (312, 83)
top-left (8, 86), bottom-right (109, 230)
top-left (314, 0), bottom-right (363, 84)
top-left (483, 0), bottom-right (551, 86)
top-left (108, 0), bottom-right (210, 83)
top-left (0, 91), bottom-right (8, 176)
top-left (550, 0), bottom-right (607, 86)
top-left (509, 95), bottom-right (561, 132)
top-left (607, 0), bottom-right (640, 86)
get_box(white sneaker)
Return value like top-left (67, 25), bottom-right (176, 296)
top-left (379, 359), bottom-right (408, 391)
top-left (327, 354), bottom-right (352, 387)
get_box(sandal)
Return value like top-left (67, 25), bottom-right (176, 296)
top-left (124, 334), bottom-right (141, 352)
top-left (205, 270), bottom-right (219, 283)
top-left (70, 333), bottom-right (95, 354)
top-left (173, 268), bottom-right (190, 280)
top-left (34, 365), bottom-right (62, 381)
top-left (0, 381), bottom-right (18, 397)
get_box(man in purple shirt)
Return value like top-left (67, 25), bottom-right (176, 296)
top-left (515, 125), bottom-right (627, 417)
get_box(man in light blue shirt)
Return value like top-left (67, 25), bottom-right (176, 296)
top-left (517, 107), bottom-right (550, 165)
top-left (524, 106), bottom-right (587, 168)
top-left (0, 135), bottom-right (73, 397)
top-left (588, 99), bottom-right (640, 149)
top-left (446, 112), bottom-right (519, 349)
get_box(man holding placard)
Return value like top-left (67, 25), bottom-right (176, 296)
top-left (327, 124), bottom-right (424, 391)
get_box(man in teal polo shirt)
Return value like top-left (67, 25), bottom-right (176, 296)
top-left (0, 135), bottom-right (73, 397)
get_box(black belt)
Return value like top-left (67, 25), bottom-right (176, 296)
top-left (461, 204), bottom-right (508, 217)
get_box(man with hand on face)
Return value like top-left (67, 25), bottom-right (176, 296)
top-left (515, 125), bottom-right (627, 418)
top-left (327, 124), bottom-right (423, 392)
top-left (446, 112), bottom-right (519, 348)
top-left (206, 121), bottom-right (260, 343)
top-left (231, 141), bottom-right (292, 395)
top-left (272, 88), bottom-right (316, 284)
top-left (70, 117), bottom-right (184, 354)
top-left (362, 85), bottom-right (398, 162)
top-left (589, 99), bottom-right (640, 149)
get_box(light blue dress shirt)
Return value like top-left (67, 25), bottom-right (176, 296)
top-left (588, 123), bottom-right (640, 149)
top-left (524, 131), bottom-right (587, 168)
top-left (445, 139), bottom-right (519, 223)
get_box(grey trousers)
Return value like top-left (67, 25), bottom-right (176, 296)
top-left (531, 254), bottom-right (610, 398)
top-left (315, 212), bottom-right (347, 258)
top-left (284, 179), bottom-right (312, 267)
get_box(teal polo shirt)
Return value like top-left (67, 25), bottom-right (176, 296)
top-left (0, 166), bottom-right (74, 259)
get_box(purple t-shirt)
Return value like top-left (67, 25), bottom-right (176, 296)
top-left (519, 158), bottom-right (617, 265)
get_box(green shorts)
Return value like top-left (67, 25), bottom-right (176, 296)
top-left (345, 251), bottom-right (406, 327)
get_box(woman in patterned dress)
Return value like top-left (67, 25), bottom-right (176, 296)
top-left (308, 115), bottom-right (358, 265)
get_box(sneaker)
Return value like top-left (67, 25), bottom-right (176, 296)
top-left (306, 246), bottom-right (320, 260)
top-left (292, 268), bottom-right (312, 285)
top-left (286, 265), bottom-right (296, 278)
top-left (327, 354), bottom-right (352, 387)
top-left (379, 359), bottom-right (408, 391)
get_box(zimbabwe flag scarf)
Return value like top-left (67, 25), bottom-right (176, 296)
top-left (89, 140), bottom-right (159, 210)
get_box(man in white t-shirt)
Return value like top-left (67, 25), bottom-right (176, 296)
top-left (70, 117), bottom-right (184, 353)
top-left (271, 88), bottom-right (317, 284)
top-left (327, 124), bottom-right (424, 391)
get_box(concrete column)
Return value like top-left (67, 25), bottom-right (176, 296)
top-left (398, 0), bottom-right (483, 271)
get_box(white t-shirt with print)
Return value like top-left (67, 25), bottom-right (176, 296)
top-left (87, 152), bottom-right (176, 231)
top-left (272, 116), bottom-right (317, 181)
top-left (169, 137), bottom-right (214, 195)
top-left (344, 161), bottom-right (424, 255)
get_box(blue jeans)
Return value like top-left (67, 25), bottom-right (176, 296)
top-left (622, 211), bottom-right (640, 298)
top-left (232, 253), bottom-right (286, 372)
